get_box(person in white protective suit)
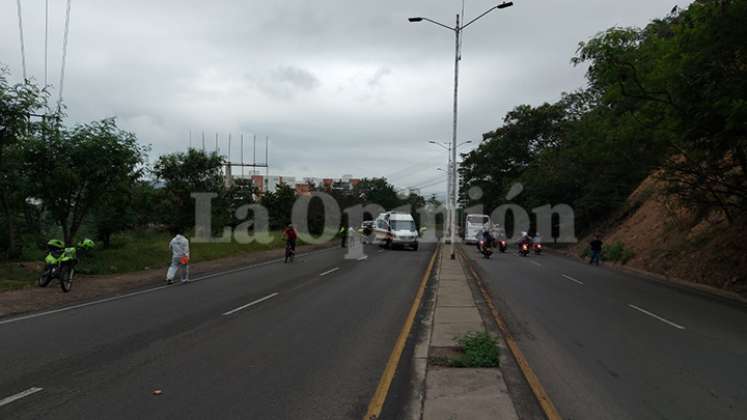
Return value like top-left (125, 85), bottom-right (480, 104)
top-left (166, 228), bottom-right (190, 284)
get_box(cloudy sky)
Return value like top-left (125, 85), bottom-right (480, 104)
top-left (1, 0), bottom-right (692, 195)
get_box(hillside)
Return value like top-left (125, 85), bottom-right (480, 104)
top-left (573, 173), bottom-right (747, 296)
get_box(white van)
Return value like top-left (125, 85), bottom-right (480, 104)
top-left (465, 214), bottom-right (491, 244)
top-left (373, 212), bottom-right (419, 250)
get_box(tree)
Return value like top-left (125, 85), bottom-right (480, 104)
top-left (260, 183), bottom-right (296, 230)
top-left (573, 0), bottom-right (747, 220)
top-left (153, 149), bottom-right (225, 232)
top-left (0, 67), bottom-right (48, 258)
top-left (224, 178), bottom-right (258, 228)
top-left (353, 178), bottom-right (401, 210)
top-left (24, 118), bottom-right (146, 245)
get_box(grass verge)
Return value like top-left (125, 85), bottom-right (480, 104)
top-left (0, 229), bottom-right (316, 292)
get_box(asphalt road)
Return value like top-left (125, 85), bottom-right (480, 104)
top-left (462, 244), bottom-right (747, 420)
top-left (0, 243), bottom-right (435, 419)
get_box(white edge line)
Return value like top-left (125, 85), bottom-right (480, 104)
top-left (222, 292), bottom-right (279, 316)
top-left (561, 274), bottom-right (584, 285)
top-left (628, 304), bottom-right (686, 330)
top-left (0, 387), bottom-right (43, 407)
top-left (0, 247), bottom-right (336, 326)
top-left (319, 267), bottom-right (340, 276)
top-left (357, 256), bottom-right (368, 261)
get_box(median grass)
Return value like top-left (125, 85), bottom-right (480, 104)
top-left (0, 229), bottom-right (321, 292)
top-left (430, 331), bottom-right (500, 368)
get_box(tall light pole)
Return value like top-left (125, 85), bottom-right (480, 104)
top-left (430, 140), bottom-right (472, 242)
top-left (411, 2), bottom-right (513, 259)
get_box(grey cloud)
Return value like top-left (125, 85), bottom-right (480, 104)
top-left (249, 66), bottom-right (320, 100)
top-left (367, 67), bottom-right (392, 88)
top-left (0, 0), bottom-right (696, 196)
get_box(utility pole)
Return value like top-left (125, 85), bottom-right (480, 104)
top-left (409, 2), bottom-right (513, 260)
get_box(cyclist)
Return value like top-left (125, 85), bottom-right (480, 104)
top-left (282, 224), bottom-right (298, 262)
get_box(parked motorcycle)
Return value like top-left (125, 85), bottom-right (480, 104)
top-left (519, 242), bottom-right (530, 257)
top-left (478, 240), bottom-right (493, 259)
top-left (39, 239), bottom-right (95, 292)
top-left (534, 243), bottom-right (543, 255)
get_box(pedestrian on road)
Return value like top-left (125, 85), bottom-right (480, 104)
top-left (589, 234), bottom-right (603, 266)
top-left (167, 228), bottom-right (190, 284)
top-left (340, 224), bottom-right (348, 248)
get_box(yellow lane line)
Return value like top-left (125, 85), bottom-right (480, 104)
top-left (364, 245), bottom-right (439, 420)
top-left (459, 248), bottom-right (562, 420)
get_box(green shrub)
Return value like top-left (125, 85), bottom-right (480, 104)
top-left (431, 331), bottom-right (500, 368)
top-left (579, 247), bottom-right (590, 259)
top-left (603, 241), bottom-right (635, 264)
top-left (458, 331), bottom-right (499, 367)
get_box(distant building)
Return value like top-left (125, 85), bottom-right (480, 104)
top-left (228, 173), bottom-right (360, 196)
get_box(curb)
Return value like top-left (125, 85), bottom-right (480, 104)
top-left (457, 246), bottom-right (562, 420)
top-left (404, 248), bottom-right (441, 420)
top-left (415, 246), bottom-right (521, 420)
top-left (365, 244), bottom-right (439, 420)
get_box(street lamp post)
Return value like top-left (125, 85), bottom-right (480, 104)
top-left (411, 2), bottom-right (513, 259)
top-left (430, 140), bottom-right (472, 243)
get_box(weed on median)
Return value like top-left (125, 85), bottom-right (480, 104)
top-left (430, 331), bottom-right (500, 368)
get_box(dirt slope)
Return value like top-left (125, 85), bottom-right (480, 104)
top-left (573, 173), bottom-right (747, 295)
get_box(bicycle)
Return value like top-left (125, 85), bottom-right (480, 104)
top-left (284, 240), bottom-right (295, 263)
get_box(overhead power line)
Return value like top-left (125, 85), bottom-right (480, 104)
top-left (58, 0), bottom-right (72, 110)
top-left (16, 0), bottom-right (27, 80)
top-left (44, 0), bottom-right (49, 86)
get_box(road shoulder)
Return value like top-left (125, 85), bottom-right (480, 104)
top-left (0, 243), bottom-right (335, 319)
top-left (549, 248), bottom-right (747, 306)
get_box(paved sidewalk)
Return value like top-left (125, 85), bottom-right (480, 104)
top-left (421, 252), bottom-right (519, 420)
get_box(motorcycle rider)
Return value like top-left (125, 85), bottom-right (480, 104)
top-left (480, 228), bottom-right (495, 253)
top-left (518, 232), bottom-right (531, 253)
top-left (475, 223), bottom-right (492, 251)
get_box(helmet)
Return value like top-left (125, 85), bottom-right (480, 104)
top-left (79, 238), bottom-right (95, 250)
top-left (47, 239), bottom-right (65, 249)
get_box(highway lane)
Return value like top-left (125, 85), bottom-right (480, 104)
top-left (462, 245), bottom-right (747, 420)
top-left (0, 243), bottom-right (435, 419)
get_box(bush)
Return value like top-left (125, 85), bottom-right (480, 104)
top-left (430, 331), bottom-right (500, 368)
top-left (603, 241), bottom-right (635, 264)
top-left (458, 331), bottom-right (500, 367)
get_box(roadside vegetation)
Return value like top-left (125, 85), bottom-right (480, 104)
top-left (431, 331), bottom-right (500, 368)
top-left (579, 241), bottom-right (635, 265)
top-left (0, 229), bottom-right (300, 292)
top-left (1, 66), bottom-right (438, 289)
top-left (460, 0), bottom-right (746, 237)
